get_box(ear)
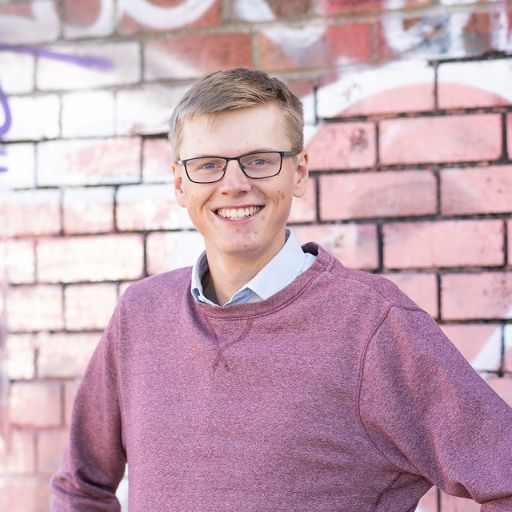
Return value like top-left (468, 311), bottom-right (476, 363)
top-left (172, 161), bottom-right (187, 208)
top-left (293, 150), bottom-right (309, 199)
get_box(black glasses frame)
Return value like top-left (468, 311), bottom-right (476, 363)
top-left (176, 150), bottom-right (301, 184)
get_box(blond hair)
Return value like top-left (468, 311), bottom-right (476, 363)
top-left (169, 68), bottom-right (304, 158)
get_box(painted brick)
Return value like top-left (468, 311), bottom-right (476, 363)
top-left (442, 272), bottom-right (512, 320)
top-left (438, 59), bottom-right (512, 109)
top-left (116, 84), bottom-right (189, 136)
top-left (294, 224), bottom-right (378, 270)
top-left (380, 114), bottom-right (501, 165)
top-left (508, 113), bottom-right (512, 159)
top-left (37, 235), bottom-right (144, 283)
top-left (1, 238), bottom-right (35, 283)
top-left (487, 377), bottom-right (512, 408)
top-left (505, 325), bottom-right (512, 373)
top-left (3, 95), bottom-right (59, 141)
top-left (143, 138), bottom-right (173, 183)
top-left (37, 429), bottom-right (68, 475)
top-left (0, 476), bottom-right (50, 512)
top-left (383, 273), bottom-right (437, 318)
top-left (258, 23), bottom-right (372, 71)
top-left (0, 189), bottom-right (60, 236)
top-left (441, 324), bottom-right (501, 372)
top-left (38, 332), bottom-right (99, 378)
top-left (441, 166), bottom-right (512, 215)
top-left (6, 334), bottom-right (36, 379)
top-left (509, 220), bottom-right (512, 265)
top-left (234, 0), bottom-right (312, 19)
top-left (288, 178), bottom-right (316, 223)
top-left (64, 380), bottom-right (80, 426)
top-left (62, 91), bottom-right (115, 138)
top-left (0, 430), bottom-right (35, 475)
top-left (307, 122), bottom-right (376, 170)
top-left (116, 184), bottom-right (193, 231)
top-left (146, 231), bottom-right (204, 275)
top-left (316, 61), bottom-right (435, 118)
top-left (63, 187), bottom-right (114, 234)
top-left (0, 143), bottom-right (36, 189)
top-left (37, 137), bottom-right (141, 186)
top-left (320, 170), bottom-right (436, 220)
top-left (319, 0), bottom-right (433, 14)
top-left (6, 285), bottom-right (63, 331)
top-left (117, 0), bottom-right (220, 35)
top-left (144, 33), bottom-right (252, 81)
top-left (0, 52), bottom-right (34, 94)
top-left (64, 283), bottom-right (117, 330)
top-left (9, 381), bottom-right (61, 427)
top-left (62, 0), bottom-right (115, 38)
top-left (37, 42), bottom-right (140, 90)
top-left (384, 220), bottom-right (503, 269)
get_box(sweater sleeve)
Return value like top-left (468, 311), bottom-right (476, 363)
top-left (358, 305), bottom-right (512, 510)
top-left (50, 304), bottom-right (126, 511)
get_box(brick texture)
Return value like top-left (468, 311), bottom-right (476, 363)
top-left (6, 334), bottom-right (36, 380)
top-left (1, 239), bottom-right (35, 283)
top-left (0, 52), bottom-right (34, 94)
top-left (37, 430), bottom-right (69, 475)
top-left (142, 138), bottom-right (174, 183)
top-left (0, 476), bottom-right (50, 512)
top-left (0, 143), bottom-right (36, 189)
top-left (487, 378), bottom-right (512, 408)
top-left (320, 170), bottom-right (436, 220)
top-left (0, 430), bottom-right (35, 474)
top-left (508, 113), bottom-right (512, 159)
top-left (505, 325), bottom-right (512, 373)
top-left (9, 381), bottom-right (61, 427)
top-left (288, 178), bottom-right (317, 223)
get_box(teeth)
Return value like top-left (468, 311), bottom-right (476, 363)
top-left (217, 206), bottom-right (261, 219)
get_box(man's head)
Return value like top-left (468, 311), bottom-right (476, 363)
top-left (169, 67), bottom-right (304, 159)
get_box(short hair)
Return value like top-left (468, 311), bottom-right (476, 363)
top-left (169, 68), bottom-right (304, 158)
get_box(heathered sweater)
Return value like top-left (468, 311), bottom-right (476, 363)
top-left (51, 243), bottom-right (512, 511)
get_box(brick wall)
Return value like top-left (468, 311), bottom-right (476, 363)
top-left (0, 1), bottom-right (511, 510)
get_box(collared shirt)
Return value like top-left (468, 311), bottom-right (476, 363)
top-left (191, 230), bottom-right (316, 306)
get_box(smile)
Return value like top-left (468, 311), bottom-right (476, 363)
top-left (216, 206), bottom-right (263, 220)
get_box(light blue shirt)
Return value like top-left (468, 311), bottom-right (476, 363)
top-left (191, 230), bottom-right (316, 306)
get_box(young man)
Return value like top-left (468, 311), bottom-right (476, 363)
top-left (51, 68), bottom-right (512, 511)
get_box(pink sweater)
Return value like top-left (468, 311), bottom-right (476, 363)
top-left (51, 243), bottom-right (512, 511)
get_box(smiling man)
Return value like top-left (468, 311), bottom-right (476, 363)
top-left (51, 68), bottom-right (512, 511)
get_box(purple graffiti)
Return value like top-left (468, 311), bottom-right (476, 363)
top-left (0, 85), bottom-right (11, 138)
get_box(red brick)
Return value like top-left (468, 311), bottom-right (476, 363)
top-left (37, 138), bottom-right (141, 186)
top-left (116, 84), bottom-right (189, 136)
top-left (0, 189), bottom-right (60, 236)
top-left (116, 184), bottom-right (193, 231)
top-left (62, 91), bottom-right (115, 137)
top-left (117, 0), bottom-right (221, 35)
top-left (258, 23), bottom-right (372, 71)
top-left (288, 178), bottom-right (316, 223)
top-left (1, 239), bottom-right (35, 284)
top-left (0, 430), bottom-right (35, 475)
top-left (37, 429), bottom-right (68, 475)
top-left (6, 285), bottom-right (63, 331)
top-left (143, 138), bottom-right (174, 183)
top-left (6, 334), bottom-right (36, 380)
top-left (144, 33), bottom-right (252, 81)
top-left (233, 0), bottom-right (312, 19)
top-left (294, 224), bottom-right (378, 270)
top-left (63, 187), bottom-right (114, 234)
top-left (64, 380), bottom-right (80, 427)
top-left (61, 0), bottom-right (114, 38)
top-left (384, 220), bottom-right (503, 269)
top-left (508, 114), bottom-right (512, 159)
top-left (9, 381), bottom-right (61, 427)
top-left (509, 220), bottom-right (512, 265)
top-left (0, 476), bottom-right (50, 512)
top-left (3, 95), bottom-right (59, 141)
top-left (307, 123), bottom-right (376, 170)
top-left (317, 62), bottom-right (435, 118)
top-left (146, 231), bottom-right (205, 275)
top-left (64, 284), bottom-right (117, 330)
top-left (505, 325), bottom-right (512, 373)
top-left (37, 42), bottom-right (140, 90)
top-left (438, 59), bottom-right (512, 109)
top-left (441, 166), bottom-right (512, 215)
top-left (37, 235), bottom-right (144, 283)
top-left (0, 143), bottom-right (36, 189)
top-left (442, 272), bottom-right (512, 320)
top-left (383, 273), bottom-right (437, 318)
top-left (487, 377), bottom-right (512, 408)
top-left (441, 324), bottom-right (501, 372)
top-left (318, 0), bottom-right (383, 13)
top-left (38, 332), bottom-right (99, 379)
top-left (320, 170), bottom-right (436, 221)
top-left (380, 114), bottom-right (501, 165)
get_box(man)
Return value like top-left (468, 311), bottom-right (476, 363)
top-left (51, 68), bottom-right (512, 511)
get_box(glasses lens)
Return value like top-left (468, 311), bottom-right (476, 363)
top-left (240, 152), bottom-right (281, 178)
top-left (185, 157), bottom-right (227, 183)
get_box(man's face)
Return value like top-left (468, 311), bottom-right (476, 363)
top-left (172, 104), bottom-right (308, 266)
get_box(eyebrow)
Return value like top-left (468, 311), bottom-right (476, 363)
top-left (184, 148), bottom-right (283, 159)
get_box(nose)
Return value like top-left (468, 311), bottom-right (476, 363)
top-left (218, 159), bottom-right (251, 194)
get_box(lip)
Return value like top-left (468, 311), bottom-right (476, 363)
top-left (213, 204), bottom-right (265, 223)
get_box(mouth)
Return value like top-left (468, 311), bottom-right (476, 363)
top-left (215, 205), bottom-right (264, 220)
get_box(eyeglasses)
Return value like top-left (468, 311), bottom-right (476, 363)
top-left (176, 150), bottom-right (300, 184)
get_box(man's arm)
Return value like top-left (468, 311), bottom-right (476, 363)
top-left (51, 304), bottom-right (126, 511)
top-left (359, 305), bottom-right (512, 509)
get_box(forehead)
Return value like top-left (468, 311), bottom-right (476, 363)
top-left (179, 105), bottom-right (291, 158)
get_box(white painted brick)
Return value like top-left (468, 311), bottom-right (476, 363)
top-left (62, 91), bottom-right (115, 137)
top-left (37, 42), bottom-right (141, 90)
top-left (0, 238), bottom-right (35, 284)
top-left (115, 84), bottom-right (188, 136)
top-left (142, 138), bottom-right (173, 183)
top-left (6, 334), bottom-right (36, 380)
top-left (3, 95), bottom-right (60, 141)
top-left (62, 0), bottom-right (115, 39)
top-left (0, 143), bottom-right (36, 189)
top-left (0, 52), bottom-right (35, 94)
